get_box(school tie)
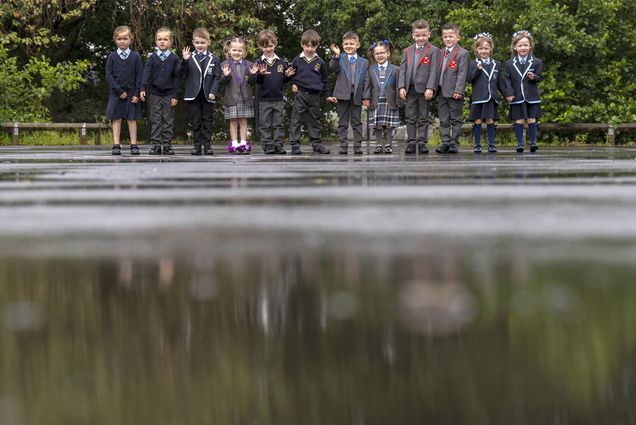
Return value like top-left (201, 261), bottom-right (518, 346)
top-left (379, 65), bottom-right (385, 71)
top-left (416, 46), bottom-right (422, 54)
top-left (349, 56), bottom-right (356, 64)
top-left (120, 51), bottom-right (128, 60)
top-left (520, 57), bottom-right (526, 64)
top-left (445, 48), bottom-right (451, 58)
top-left (159, 52), bottom-right (167, 61)
top-left (196, 52), bottom-right (204, 62)
top-left (483, 58), bottom-right (490, 65)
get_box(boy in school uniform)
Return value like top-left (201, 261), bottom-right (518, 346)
top-left (398, 19), bottom-right (439, 154)
top-left (180, 27), bottom-right (222, 155)
top-left (140, 27), bottom-right (181, 155)
top-left (288, 29), bottom-right (330, 155)
top-left (254, 29), bottom-right (295, 154)
top-left (435, 23), bottom-right (469, 154)
top-left (327, 31), bottom-right (369, 155)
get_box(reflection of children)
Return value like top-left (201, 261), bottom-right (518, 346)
top-left (435, 23), bottom-right (469, 154)
top-left (363, 40), bottom-right (401, 154)
top-left (181, 28), bottom-right (221, 155)
top-left (467, 33), bottom-right (504, 153)
top-left (398, 19), bottom-right (439, 154)
top-left (504, 30), bottom-right (543, 153)
top-left (254, 30), bottom-right (295, 154)
top-left (140, 27), bottom-right (180, 155)
top-left (288, 30), bottom-right (330, 155)
top-left (327, 32), bottom-right (369, 155)
top-left (221, 36), bottom-right (256, 154)
top-left (105, 26), bottom-right (142, 156)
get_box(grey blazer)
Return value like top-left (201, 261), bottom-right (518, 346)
top-left (220, 59), bottom-right (255, 106)
top-left (437, 46), bottom-right (469, 98)
top-left (363, 63), bottom-right (402, 110)
top-left (398, 43), bottom-right (439, 93)
top-left (329, 54), bottom-right (369, 104)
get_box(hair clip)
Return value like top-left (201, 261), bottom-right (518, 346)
top-left (512, 30), bottom-right (531, 38)
top-left (473, 32), bottom-right (492, 40)
top-left (370, 39), bottom-right (392, 49)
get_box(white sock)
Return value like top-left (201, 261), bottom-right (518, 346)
top-left (231, 140), bottom-right (239, 148)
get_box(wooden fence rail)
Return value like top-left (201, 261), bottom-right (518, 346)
top-left (1, 122), bottom-right (111, 145)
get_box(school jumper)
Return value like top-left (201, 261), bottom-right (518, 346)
top-left (106, 48), bottom-right (143, 120)
top-left (255, 55), bottom-right (290, 151)
top-left (398, 43), bottom-right (440, 151)
top-left (330, 53), bottom-right (369, 152)
top-left (141, 50), bottom-right (181, 149)
top-left (181, 50), bottom-right (222, 152)
top-left (437, 45), bottom-right (469, 151)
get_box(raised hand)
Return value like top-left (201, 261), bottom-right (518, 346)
top-left (249, 63), bottom-right (259, 75)
top-left (285, 67), bottom-right (296, 77)
top-left (182, 46), bottom-right (191, 61)
top-left (258, 63), bottom-right (271, 75)
top-left (222, 63), bottom-right (231, 76)
top-left (330, 43), bottom-right (341, 56)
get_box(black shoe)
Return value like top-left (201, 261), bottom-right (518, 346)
top-left (418, 144), bottom-right (429, 154)
top-left (354, 147), bottom-right (363, 155)
top-left (149, 145), bottom-right (162, 155)
top-left (163, 145), bottom-right (175, 155)
top-left (374, 145), bottom-right (383, 154)
top-left (405, 143), bottom-right (416, 154)
top-left (112, 144), bottom-right (121, 156)
top-left (264, 144), bottom-right (275, 154)
top-left (384, 146), bottom-right (393, 154)
top-left (448, 146), bottom-right (459, 154)
top-left (291, 145), bottom-right (302, 155)
top-left (516, 146), bottom-right (525, 153)
top-left (488, 145), bottom-right (498, 153)
top-left (312, 144), bottom-right (330, 154)
top-left (474, 145), bottom-right (482, 153)
top-left (191, 147), bottom-right (202, 156)
top-left (274, 144), bottom-right (287, 154)
top-left (203, 147), bottom-right (214, 156)
top-left (530, 144), bottom-right (539, 153)
top-left (130, 145), bottom-right (140, 155)
top-left (339, 147), bottom-right (348, 154)
top-left (435, 144), bottom-right (450, 154)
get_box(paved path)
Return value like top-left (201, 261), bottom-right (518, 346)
top-left (1, 144), bottom-right (636, 247)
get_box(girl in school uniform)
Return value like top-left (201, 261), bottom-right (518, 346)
top-left (221, 36), bottom-right (257, 154)
top-left (105, 25), bottom-right (143, 156)
top-left (467, 33), bottom-right (505, 153)
top-left (503, 30), bottom-right (544, 153)
top-left (362, 40), bottom-right (402, 154)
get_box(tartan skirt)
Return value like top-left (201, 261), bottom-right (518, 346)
top-left (369, 97), bottom-right (400, 128)
top-left (224, 98), bottom-right (254, 119)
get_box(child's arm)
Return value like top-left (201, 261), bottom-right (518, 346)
top-left (398, 48), bottom-right (408, 99)
top-left (209, 56), bottom-right (222, 100)
top-left (496, 61), bottom-right (505, 97)
top-left (467, 60), bottom-right (480, 83)
top-left (527, 58), bottom-right (543, 83)
top-left (140, 56), bottom-right (153, 102)
top-left (452, 49), bottom-right (469, 99)
top-left (248, 61), bottom-right (257, 85)
top-left (105, 55), bottom-right (125, 98)
top-left (220, 61), bottom-right (232, 85)
top-left (329, 44), bottom-right (341, 72)
top-left (503, 61), bottom-right (515, 101)
top-left (362, 68), bottom-right (372, 108)
top-left (170, 56), bottom-right (181, 106)
top-left (179, 47), bottom-right (191, 77)
top-left (131, 54), bottom-right (142, 103)
top-left (426, 47), bottom-right (439, 99)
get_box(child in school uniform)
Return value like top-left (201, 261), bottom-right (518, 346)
top-left (435, 23), bottom-right (469, 154)
top-left (181, 27), bottom-right (221, 156)
top-left (140, 27), bottom-right (180, 155)
top-left (288, 29), bottom-right (330, 155)
top-left (467, 32), bottom-right (505, 153)
top-left (105, 25), bottom-right (143, 156)
top-left (398, 19), bottom-right (439, 154)
top-left (363, 40), bottom-right (402, 154)
top-left (254, 29), bottom-right (296, 155)
top-left (504, 30), bottom-right (543, 153)
top-left (327, 31), bottom-right (369, 155)
top-left (221, 36), bottom-right (257, 154)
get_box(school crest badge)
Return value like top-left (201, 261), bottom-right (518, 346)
top-left (277, 65), bottom-right (284, 73)
top-left (314, 63), bottom-right (321, 72)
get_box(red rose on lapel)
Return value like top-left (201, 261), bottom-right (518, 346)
top-left (423, 56), bottom-right (430, 65)
top-left (449, 60), bottom-right (457, 70)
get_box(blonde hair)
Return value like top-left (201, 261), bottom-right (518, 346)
top-left (113, 26), bottom-right (132, 40)
top-left (510, 31), bottom-right (535, 57)
top-left (192, 27), bottom-right (210, 42)
top-left (224, 36), bottom-right (248, 58)
top-left (155, 26), bottom-right (173, 40)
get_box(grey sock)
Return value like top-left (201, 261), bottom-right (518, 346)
top-left (386, 128), bottom-right (394, 146)
top-left (375, 127), bottom-right (383, 146)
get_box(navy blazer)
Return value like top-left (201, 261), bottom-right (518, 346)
top-left (106, 50), bottom-right (142, 98)
top-left (220, 59), bottom-right (255, 106)
top-left (329, 54), bottom-right (369, 104)
top-left (180, 52), bottom-right (221, 102)
top-left (503, 55), bottom-right (543, 104)
top-left (467, 59), bottom-right (504, 104)
top-left (398, 43), bottom-right (439, 93)
top-left (363, 63), bottom-right (402, 110)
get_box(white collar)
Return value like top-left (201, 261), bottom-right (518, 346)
top-left (347, 54), bottom-right (358, 60)
top-left (300, 52), bottom-right (317, 61)
top-left (261, 54), bottom-right (280, 62)
top-left (155, 49), bottom-right (171, 57)
top-left (117, 48), bottom-right (131, 56)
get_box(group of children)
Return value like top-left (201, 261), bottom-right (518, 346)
top-left (106, 21), bottom-right (543, 156)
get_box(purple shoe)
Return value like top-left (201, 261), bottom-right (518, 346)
top-left (227, 140), bottom-right (236, 153)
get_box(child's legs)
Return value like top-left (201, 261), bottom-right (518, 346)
top-left (127, 120), bottom-right (137, 144)
top-left (147, 94), bottom-right (163, 146)
top-left (437, 97), bottom-right (452, 144)
top-left (200, 102), bottom-right (214, 147)
top-left (271, 102), bottom-right (285, 145)
top-left (350, 104), bottom-right (363, 146)
top-left (337, 100), bottom-right (351, 145)
top-left (447, 98), bottom-right (463, 147)
top-left (188, 99), bottom-right (203, 147)
top-left (112, 119), bottom-right (122, 145)
top-left (415, 97), bottom-right (431, 145)
top-left (239, 118), bottom-right (248, 141)
top-left (404, 90), bottom-right (420, 144)
top-left (288, 92), bottom-right (308, 144)
top-left (162, 95), bottom-right (175, 145)
top-left (386, 126), bottom-right (395, 146)
top-left (258, 101), bottom-right (274, 144)
top-left (374, 126), bottom-right (383, 145)
top-left (305, 93), bottom-right (322, 145)
top-left (473, 120), bottom-right (482, 147)
top-left (229, 118), bottom-right (239, 141)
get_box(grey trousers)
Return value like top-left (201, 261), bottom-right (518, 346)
top-left (337, 100), bottom-right (362, 148)
top-left (259, 101), bottom-right (285, 145)
top-left (148, 93), bottom-right (175, 146)
top-left (404, 88), bottom-right (431, 145)
top-left (438, 96), bottom-right (464, 147)
top-left (289, 90), bottom-right (322, 146)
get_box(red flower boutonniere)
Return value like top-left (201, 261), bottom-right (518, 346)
top-left (449, 60), bottom-right (457, 70)
top-left (423, 56), bottom-right (430, 65)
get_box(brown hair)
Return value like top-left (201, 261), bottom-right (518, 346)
top-left (113, 26), bottom-right (132, 40)
top-left (441, 23), bottom-right (461, 35)
top-left (343, 31), bottom-right (359, 42)
top-left (510, 31), bottom-right (535, 57)
top-left (472, 36), bottom-right (494, 55)
top-left (257, 29), bottom-right (278, 48)
top-left (301, 29), bottom-right (320, 47)
top-left (192, 27), bottom-right (210, 42)
top-left (368, 40), bottom-right (396, 63)
top-left (411, 20), bottom-right (430, 32)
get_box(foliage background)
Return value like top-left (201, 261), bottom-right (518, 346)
top-left (1, 0), bottom-right (635, 134)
